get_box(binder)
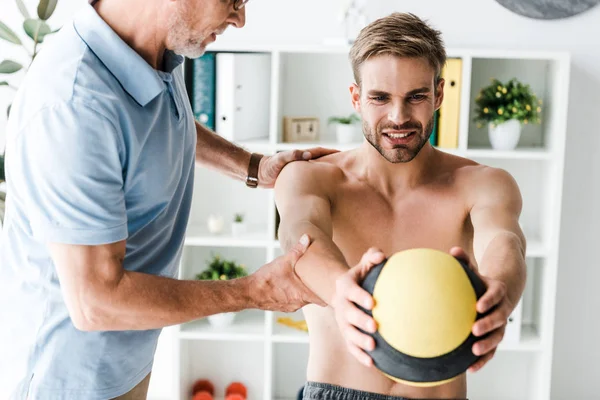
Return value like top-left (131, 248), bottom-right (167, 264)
top-left (215, 53), bottom-right (271, 142)
top-left (192, 52), bottom-right (216, 130)
top-left (437, 58), bottom-right (462, 148)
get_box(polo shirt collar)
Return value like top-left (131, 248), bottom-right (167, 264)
top-left (72, 3), bottom-right (183, 106)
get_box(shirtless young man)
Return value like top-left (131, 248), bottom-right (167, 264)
top-left (274, 12), bottom-right (527, 400)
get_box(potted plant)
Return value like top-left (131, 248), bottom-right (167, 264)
top-left (195, 254), bottom-right (248, 327)
top-left (231, 213), bottom-right (246, 236)
top-left (328, 113), bottom-right (362, 144)
top-left (474, 78), bottom-right (542, 150)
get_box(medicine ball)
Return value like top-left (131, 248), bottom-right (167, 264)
top-left (359, 248), bottom-right (487, 387)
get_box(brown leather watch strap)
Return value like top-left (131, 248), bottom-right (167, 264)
top-left (246, 153), bottom-right (263, 188)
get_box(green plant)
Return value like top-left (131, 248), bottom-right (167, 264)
top-left (234, 213), bottom-right (244, 223)
top-left (1, 0), bottom-right (60, 117)
top-left (328, 113), bottom-right (361, 125)
top-left (195, 254), bottom-right (248, 281)
top-left (474, 78), bottom-right (542, 127)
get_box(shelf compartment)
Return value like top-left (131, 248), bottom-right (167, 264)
top-left (272, 310), bottom-right (309, 344)
top-left (179, 246), bottom-right (267, 280)
top-left (272, 343), bottom-right (309, 400)
top-left (179, 310), bottom-right (266, 341)
top-left (178, 340), bottom-right (265, 400)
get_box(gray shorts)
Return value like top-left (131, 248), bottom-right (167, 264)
top-left (302, 381), bottom-right (467, 400)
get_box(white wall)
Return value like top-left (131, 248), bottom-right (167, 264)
top-left (1, 1), bottom-right (599, 399)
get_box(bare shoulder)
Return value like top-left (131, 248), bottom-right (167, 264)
top-left (451, 156), bottom-right (522, 209)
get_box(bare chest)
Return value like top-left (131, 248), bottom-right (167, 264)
top-left (330, 183), bottom-right (472, 266)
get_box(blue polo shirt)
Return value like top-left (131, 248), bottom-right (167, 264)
top-left (0, 3), bottom-right (196, 399)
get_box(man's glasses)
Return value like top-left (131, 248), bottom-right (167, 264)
top-left (233, 0), bottom-right (249, 11)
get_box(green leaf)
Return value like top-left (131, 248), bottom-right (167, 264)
top-left (0, 81), bottom-right (8, 86)
top-left (23, 19), bottom-right (51, 43)
top-left (0, 60), bottom-right (23, 74)
top-left (0, 21), bottom-right (22, 45)
top-left (37, 0), bottom-right (58, 20)
top-left (16, 0), bottom-right (30, 19)
top-left (7, 104), bottom-right (12, 118)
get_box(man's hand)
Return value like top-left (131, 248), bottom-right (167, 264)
top-left (257, 147), bottom-right (339, 188)
top-left (449, 247), bottom-right (513, 373)
top-left (250, 234), bottom-right (327, 312)
top-left (332, 248), bottom-right (385, 368)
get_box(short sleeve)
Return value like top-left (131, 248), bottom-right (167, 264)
top-left (14, 102), bottom-right (128, 245)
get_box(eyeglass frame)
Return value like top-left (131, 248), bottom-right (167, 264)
top-left (233, 0), bottom-right (249, 11)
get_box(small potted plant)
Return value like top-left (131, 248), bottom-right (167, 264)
top-left (231, 213), bottom-right (246, 236)
top-left (195, 254), bottom-right (248, 327)
top-left (474, 78), bottom-right (542, 150)
top-left (328, 113), bottom-right (362, 144)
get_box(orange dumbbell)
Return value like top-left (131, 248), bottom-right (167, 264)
top-left (225, 381), bottom-right (247, 400)
top-left (191, 379), bottom-right (214, 400)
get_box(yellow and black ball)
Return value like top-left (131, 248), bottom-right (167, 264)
top-left (360, 248), bottom-right (487, 387)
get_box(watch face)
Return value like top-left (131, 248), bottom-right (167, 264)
top-left (495, 0), bottom-right (600, 19)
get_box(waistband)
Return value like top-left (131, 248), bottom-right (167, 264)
top-left (302, 381), bottom-right (468, 400)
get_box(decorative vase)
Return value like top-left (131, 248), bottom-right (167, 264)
top-left (488, 119), bottom-right (522, 150)
top-left (207, 214), bottom-right (224, 234)
top-left (208, 312), bottom-right (236, 328)
top-left (336, 124), bottom-right (361, 144)
top-left (231, 221), bottom-right (246, 236)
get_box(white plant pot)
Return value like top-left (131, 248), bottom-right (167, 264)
top-left (207, 214), bottom-right (224, 234)
top-left (208, 312), bottom-right (236, 328)
top-left (336, 124), bottom-right (361, 144)
top-left (488, 119), bottom-right (522, 151)
top-left (231, 222), bottom-right (246, 236)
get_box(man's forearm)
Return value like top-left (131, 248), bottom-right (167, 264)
top-left (81, 272), bottom-right (260, 331)
top-left (479, 231), bottom-right (527, 309)
top-left (195, 121), bottom-right (251, 181)
top-left (280, 221), bottom-right (349, 305)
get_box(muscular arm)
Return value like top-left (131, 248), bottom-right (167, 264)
top-left (275, 162), bottom-right (348, 305)
top-left (194, 121), bottom-right (251, 182)
top-left (469, 167), bottom-right (527, 309)
top-left (50, 240), bottom-right (261, 331)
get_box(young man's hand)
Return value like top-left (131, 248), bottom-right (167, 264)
top-left (331, 248), bottom-right (385, 367)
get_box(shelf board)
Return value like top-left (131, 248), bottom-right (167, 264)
top-left (179, 310), bottom-right (265, 341)
top-left (498, 324), bottom-right (541, 352)
top-left (461, 147), bottom-right (552, 160)
top-left (526, 239), bottom-right (548, 258)
top-left (185, 225), bottom-right (271, 247)
top-left (275, 141), bottom-right (363, 152)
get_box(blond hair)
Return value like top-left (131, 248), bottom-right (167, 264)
top-left (349, 12), bottom-right (447, 87)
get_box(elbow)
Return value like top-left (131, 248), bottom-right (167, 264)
top-left (69, 292), bottom-right (111, 332)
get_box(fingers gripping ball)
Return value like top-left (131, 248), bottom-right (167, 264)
top-left (359, 248), bottom-right (487, 387)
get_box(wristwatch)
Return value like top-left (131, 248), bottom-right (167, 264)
top-left (245, 153), bottom-right (264, 188)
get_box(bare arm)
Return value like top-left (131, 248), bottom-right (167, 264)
top-left (470, 167), bottom-right (527, 310)
top-left (461, 166), bottom-right (527, 372)
top-left (49, 235), bottom-right (319, 331)
top-left (274, 162), bottom-right (349, 305)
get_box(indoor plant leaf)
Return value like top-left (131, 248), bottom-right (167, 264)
top-left (16, 0), bottom-right (31, 19)
top-left (0, 60), bottom-right (23, 74)
top-left (0, 21), bottom-right (23, 45)
top-left (37, 0), bottom-right (58, 20)
top-left (23, 19), bottom-right (51, 43)
top-left (7, 104), bottom-right (12, 118)
top-left (0, 81), bottom-right (8, 86)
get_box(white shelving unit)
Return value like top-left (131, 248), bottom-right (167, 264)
top-left (172, 45), bottom-right (570, 400)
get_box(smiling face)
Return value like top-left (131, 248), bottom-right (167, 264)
top-left (351, 55), bottom-right (444, 163)
top-left (166, 0), bottom-right (246, 58)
